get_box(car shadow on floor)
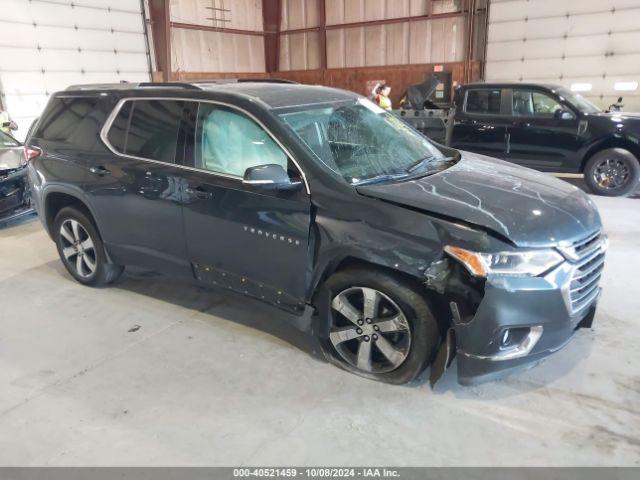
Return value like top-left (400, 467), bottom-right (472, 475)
top-left (39, 258), bottom-right (594, 397)
top-left (112, 267), bottom-right (325, 361)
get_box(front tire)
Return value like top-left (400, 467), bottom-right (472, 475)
top-left (584, 148), bottom-right (640, 196)
top-left (318, 268), bottom-right (440, 384)
top-left (53, 207), bottom-right (123, 286)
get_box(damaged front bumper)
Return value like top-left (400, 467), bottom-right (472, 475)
top-left (454, 277), bottom-right (599, 385)
top-left (431, 234), bottom-right (606, 386)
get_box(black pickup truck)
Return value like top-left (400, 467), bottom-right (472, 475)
top-left (397, 80), bottom-right (640, 196)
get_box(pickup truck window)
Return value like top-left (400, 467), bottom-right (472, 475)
top-left (513, 90), bottom-right (562, 116)
top-left (465, 89), bottom-right (501, 114)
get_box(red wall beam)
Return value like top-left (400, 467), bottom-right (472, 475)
top-left (262, 0), bottom-right (281, 73)
top-left (148, 0), bottom-right (171, 81)
top-left (318, 0), bottom-right (327, 70)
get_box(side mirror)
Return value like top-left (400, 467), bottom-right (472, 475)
top-left (555, 109), bottom-right (575, 121)
top-left (243, 164), bottom-right (302, 191)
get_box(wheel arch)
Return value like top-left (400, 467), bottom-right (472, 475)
top-left (580, 137), bottom-right (640, 172)
top-left (310, 254), bottom-right (427, 302)
top-left (309, 254), bottom-right (455, 335)
top-left (42, 186), bottom-right (101, 239)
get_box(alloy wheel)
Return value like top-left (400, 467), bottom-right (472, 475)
top-left (59, 219), bottom-right (97, 278)
top-left (329, 287), bottom-right (411, 373)
top-left (593, 158), bottom-right (630, 190)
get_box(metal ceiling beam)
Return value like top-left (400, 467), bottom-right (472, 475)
top-left (148, 0), bottom-right (171, 81)
top-left (170, 22), bottom-right (265, 36)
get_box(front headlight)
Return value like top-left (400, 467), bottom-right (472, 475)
top-left (444, 245), bottom-right (564, 277)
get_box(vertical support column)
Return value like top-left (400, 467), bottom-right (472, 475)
top-left (148, 0), bottom-right (171, 81)
top-left (262, 0), bottom-right (281, 73)
top-left (464, 0), bottom-right (475, 84)
top-left (319, 0), bottom-right (327, 70)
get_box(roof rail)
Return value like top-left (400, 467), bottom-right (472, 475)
top-left (137, 82), bottom-right (202, 90)
top-left (191, 78), bottom-right (299, 85)
top-left (66, 83), bottom-right (131, 91)
top-left (237, 78), bottom-right (299, 84)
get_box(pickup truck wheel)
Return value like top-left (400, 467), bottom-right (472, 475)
top-left (584, 148), bottom-right (640, 196)
top-left (53, 207), bottom-right (123, 287)
top-left (321, 268), bottom-right (440, 384)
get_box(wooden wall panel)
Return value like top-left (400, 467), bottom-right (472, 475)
top-left (326, 29), bottom-right (345, 68)
top-left (326, 0), bottom-right (448, 25)
top-left (275, 69), bottom-right (324, 84)
top-left (170, 0), bottom-right (264, 31)
top-left (280, 31), bottom-right (321, 71)
top-left (174, 71), bottom-right (269, 80)
top-left (327, 19), bottom-right (460, 69)
top-left (172, 27), bottom-right (265, 73)
top-left (278, 61), bottom-right (478, 104)
top-left (409, 19), bottom-right (432, 64)
top-left (174, 61), bottom-right (482, 105)
top-left (281, 0), bottom-right (320, 30)
top-left (432, 0), bottom-right (461, 15)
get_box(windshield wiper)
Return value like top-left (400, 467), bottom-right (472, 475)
top-left (406, 156), bottom-right (434, 173)
top-left (352, 173), bottom-right (406, 186)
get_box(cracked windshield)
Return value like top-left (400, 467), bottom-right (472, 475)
top-left (278, 98), bottom-right (453, 185)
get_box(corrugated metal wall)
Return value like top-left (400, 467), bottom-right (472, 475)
top-left (0, 0), bottom-right (150, 140)
top-left (485, 0), bottom-right (640, 111)
top-left (170, 0), bottom-right (266, 73)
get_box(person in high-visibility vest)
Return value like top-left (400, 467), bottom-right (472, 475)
top-left (0, 109), bottom-right (17, 135)
top-left (373, 83), bottom-right (392, 111)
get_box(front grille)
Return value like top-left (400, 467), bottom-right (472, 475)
top-left (567, 231), bottom-right (606, 313)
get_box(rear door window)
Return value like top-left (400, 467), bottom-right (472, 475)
top-left (465, 89), bottom-right (502, 115)
top-left (107, 99), bottom-right (185, 163)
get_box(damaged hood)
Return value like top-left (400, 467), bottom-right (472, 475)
top-left (357, 152), bottom-right (601, 247)
top-left (0, 147), bottom-right (25, 171)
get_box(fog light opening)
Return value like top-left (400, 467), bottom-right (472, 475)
top-left (493, 326), bottom-right (544, 361)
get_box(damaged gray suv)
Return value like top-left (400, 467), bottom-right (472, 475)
top-left (27, 81), bottom-right (607, 385)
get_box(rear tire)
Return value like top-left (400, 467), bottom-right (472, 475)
top-left (53, 206), bottom-right (123, 287)
top-left (317, 267), bottom-right (440, 385)
top-left (584, 148), bottom-right (640, 196)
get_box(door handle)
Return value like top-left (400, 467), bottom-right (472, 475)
top-left (89, 166), bottom-right (111, 176)
top-left (185, 186), bottom-right (213, 199)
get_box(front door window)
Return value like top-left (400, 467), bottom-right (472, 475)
top-left (512, 91), bottom-right (562, 117)
top-left (195, 104), bottom-right (288, 177)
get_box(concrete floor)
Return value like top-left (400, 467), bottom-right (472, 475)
top-left (0, 192), bottom-right (639, 466)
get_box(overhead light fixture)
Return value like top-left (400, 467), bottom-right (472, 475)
top-left (570, 83), bottom-right (592, 92)
top-left (614, 81), bottom-right (638, 91)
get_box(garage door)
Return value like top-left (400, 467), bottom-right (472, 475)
top-left (0, 0), bottom-right (151, 140)
top-left (485, 0), bottom-right (640, 112)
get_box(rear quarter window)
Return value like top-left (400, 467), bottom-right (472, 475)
top-left (106, 99), bottom-right (184, 163)
top-left (34, 96), bottom-right (105, 149)
top-left (465, 89), bottom-right (502, 115)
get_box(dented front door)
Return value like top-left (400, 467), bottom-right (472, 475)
top-left (181, 102), bottom-right (311, 311)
